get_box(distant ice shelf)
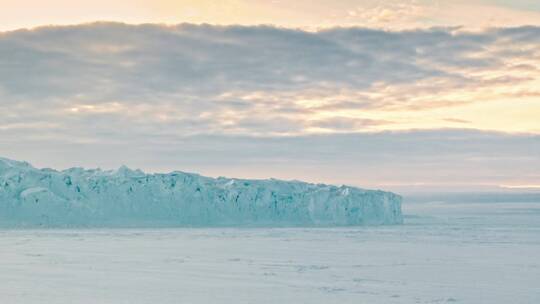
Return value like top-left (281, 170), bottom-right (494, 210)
top-left (0, 157), bottom-right (402, 227)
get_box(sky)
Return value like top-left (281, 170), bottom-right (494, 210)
top-left (0, 0), bottom-right (539, 192)
top-left (2, 0), bottom-right (540, 31)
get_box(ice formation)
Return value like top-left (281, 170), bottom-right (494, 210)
top-left (0, 157), bottom-right (402, 227)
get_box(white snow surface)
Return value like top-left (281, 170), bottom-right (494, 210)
top-left (1, 200), bottom-right (539, 303)
top-left (0, 157), bottom-right (402, 227)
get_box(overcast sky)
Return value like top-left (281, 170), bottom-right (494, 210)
top-left (0, 1), bottom-right (539, 192)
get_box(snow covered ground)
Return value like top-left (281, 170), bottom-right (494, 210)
top-left (1, 198), bottom-right (539, 303)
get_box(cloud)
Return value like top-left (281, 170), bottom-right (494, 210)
top-left (443, 118), bottom-right (471, 124)
top-left (1, 128), bottom-right (539, 192)
top-left (0, 23), bottom-right (539, 189)
top-left (308, 117), bottom-right (393, 131)
top-left (344, 0), bottom-right (426, 28)
top-left (1, 23), bottom-right (539, 137)
top-left (0, 23), bottom-right (441, 98)
top-left (2, 0), bottom-right (540, 32)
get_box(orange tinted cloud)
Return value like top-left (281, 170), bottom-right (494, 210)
top-left (1, 0), bottom-right (540, 31)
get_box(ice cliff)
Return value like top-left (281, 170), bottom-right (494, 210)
top-left (0, 157), bottom-right (402, 227)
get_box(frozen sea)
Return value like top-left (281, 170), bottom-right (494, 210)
top-left (1, 197), bottom-right (539, 303)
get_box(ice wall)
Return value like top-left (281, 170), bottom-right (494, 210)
top-left (0, 157), bottom-right (402, 227)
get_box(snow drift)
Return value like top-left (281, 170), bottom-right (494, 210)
top-left (0, 157), bottom-right (402, 227)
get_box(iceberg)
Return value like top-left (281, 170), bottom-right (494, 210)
top-left (0, 157), bottom-right (402, 227)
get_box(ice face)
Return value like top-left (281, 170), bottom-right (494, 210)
top-left (0, 157), bottom-right (402, 227)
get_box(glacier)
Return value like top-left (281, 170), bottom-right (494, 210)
top-left (0, 157), bottom-right (402, 227)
